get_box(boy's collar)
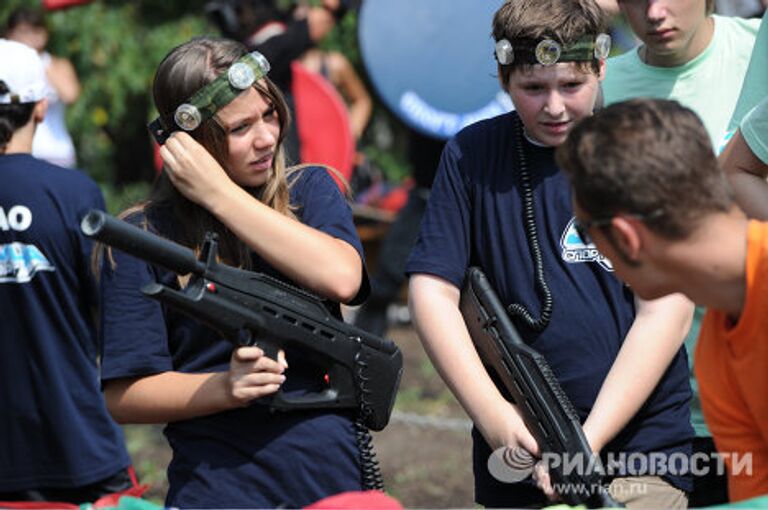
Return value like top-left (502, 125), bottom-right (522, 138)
top-left (522, 129), bottom-right (549, 147)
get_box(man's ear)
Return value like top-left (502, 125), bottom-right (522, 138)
top-left (497, 67), bottom-right (509, 93)
top-left (610, 215), bottom-right (643, 262)
top-left (597, 58), bottom-right (607, 81)
top-left (33, 98), bottom-right (48, 124)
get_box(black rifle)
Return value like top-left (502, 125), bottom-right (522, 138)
top-left (460, 267), bottom-right (621, 508)
top-left (82, 210), bottom-right (402, 431)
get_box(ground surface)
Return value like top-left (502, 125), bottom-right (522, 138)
top-left (124, 324), bottom-right (477, 508)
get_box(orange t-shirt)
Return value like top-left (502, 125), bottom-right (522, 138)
top-left (696, 220), bottom-right (768, 502)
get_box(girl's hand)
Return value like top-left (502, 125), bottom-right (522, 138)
top-left (160, 131), bottom-right (235, 210)
top-left (226, 346), bottom-right (288, 407)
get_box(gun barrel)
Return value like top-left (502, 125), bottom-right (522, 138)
top-left (81, 210), bottom-right (205, 276)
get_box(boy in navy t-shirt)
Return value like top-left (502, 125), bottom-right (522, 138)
top-left (406, 1), bottom-right (694, 507)
top-left (0, 39), bottom-right (137, 504)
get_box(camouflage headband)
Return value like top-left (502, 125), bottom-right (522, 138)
top-left (148, 50), bottom-right (271, 145)
top-left (495, 34), bottom-right (611, 66)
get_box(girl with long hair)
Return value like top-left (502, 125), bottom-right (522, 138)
top-left (99, 36), bottom-right (371, 508)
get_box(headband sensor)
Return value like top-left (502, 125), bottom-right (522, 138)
top-left (149, 50), bottom-right (271, 145)
top-left (495, 33), bottom-right (611, 67)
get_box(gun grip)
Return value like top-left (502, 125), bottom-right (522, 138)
top-left (257, 341), bottom-right (280, 361)
top-left (235, 328), bottom-right (280, 360)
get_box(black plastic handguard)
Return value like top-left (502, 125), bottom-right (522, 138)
top-left (459, 267), bottom-right (622, 508)
top-left (82, 210), bottom-right (403, 431)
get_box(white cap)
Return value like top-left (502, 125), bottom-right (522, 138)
top-left (0, 39), bottom-right (49, 105)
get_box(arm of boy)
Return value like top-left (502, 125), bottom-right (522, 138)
top-left (160, 132), bottom-right (363, 303)
top-left (721, 129), bottom-right (768, 220)
top-left (104, 347), bottom-right (287, 424)
top-left (532, 294), bottom-right (693, 499)
top-left (581, 293), bottom-right (694, 453)
top-left (409, 273), bottom-right (540, 455)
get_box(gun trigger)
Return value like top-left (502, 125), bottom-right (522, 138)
top-left (236, 328), bottom-right (254, 346)
top-left (483, 317), bottom-right (497, 330)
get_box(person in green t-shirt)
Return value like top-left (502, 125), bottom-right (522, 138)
top-left (724, 14), bottom-right (768, 147)
top-left (723, 96), bottom-right (768, 219)
top-left (604, 1), bottom-right (759, 147)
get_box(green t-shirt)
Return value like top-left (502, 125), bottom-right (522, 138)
top-left (603, 15), bottom-right (760, 149)
top-left (603, 14), bottom-right (760, 438)
top-left (742, 96), bottom-right (768, 164)
top-left (729, 15), bottom-right (768, 138)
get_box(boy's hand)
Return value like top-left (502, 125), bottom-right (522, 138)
top-left (485, 401), bottom-right (541, 476)
top-left (501, 401), bottom-right (539, 451)
top-left (160, 131), bottom-right (236, 210)
top-left (226, 346), bottom-right (287, 407)
top-left (532, 429), bottom-right (603, 502)
top-left (533, 460), bottom-right (558, 502)
top-left (490, 402), bottom-right (561, 501)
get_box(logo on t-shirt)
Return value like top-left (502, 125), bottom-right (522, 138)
top-left (0, 242), bottom-right (55, 283)
top-left (560, 218), bottom-right (613, 272)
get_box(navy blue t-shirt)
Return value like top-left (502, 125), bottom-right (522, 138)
top-left (0, 154), bottom-right (130, 491)
top-left (100, 167), bottom-right (369, 509)
top-left (406, 113), bottom-right (693, 506)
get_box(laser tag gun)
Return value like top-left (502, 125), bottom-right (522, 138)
top-left (459, 267), bottom-right (621, 508)
top-left (81, 210), bottom-right (402, 431)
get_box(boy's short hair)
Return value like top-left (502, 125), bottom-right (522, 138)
top-left (556, 98), bottom-right (733, 240)
top-left (492, 0), bottom-right (606, 85)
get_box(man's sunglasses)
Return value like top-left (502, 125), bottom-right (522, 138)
top-left (574, 209), bottom-right (664, 245)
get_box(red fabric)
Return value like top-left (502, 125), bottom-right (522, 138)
top-left (0, 502), bottom-right (77, 509)
top-left (0, 466), bottom-right (149, 510)
top-left (42, 0), bottom-right (91, 10)
top-left (304, 490), bottom-right (403, 509)
top-left (153, 142), bottom-right (163, 175)
top-left (93, 467), bottom-right (149, 508)
top-left (291, 61), bottom-right (355, 192)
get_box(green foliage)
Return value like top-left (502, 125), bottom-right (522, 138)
top-left (101, 181), bottom-right (152, 216)
top-left (0, 0), bottom-right (212, 210)
top-left (52, 2), bottom-right (211, 187)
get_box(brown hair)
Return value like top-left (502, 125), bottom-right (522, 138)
top-left (556, 98), bottom-right (733, 240)
top-left (492, 0), bottom-right (606, 85)
top-left (134, 36), bottom-right (296, 268)
top-left (5, 7), bottom-right (48, 35)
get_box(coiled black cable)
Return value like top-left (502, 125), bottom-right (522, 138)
top-left (354, 418), bottom-right (385, 490)
top-left (354, 349), bottom-right (385, 490)
top-left (505, 117), bottom-right (554, 333)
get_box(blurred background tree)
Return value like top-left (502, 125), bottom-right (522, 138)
top-left (0, 0), bottom-right (411, 213)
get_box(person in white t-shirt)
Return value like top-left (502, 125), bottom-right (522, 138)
top-left (5, 7), bottom-right (80, 168)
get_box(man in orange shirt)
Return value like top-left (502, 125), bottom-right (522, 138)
top-left (556, 97), bottom-right (767, 502)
